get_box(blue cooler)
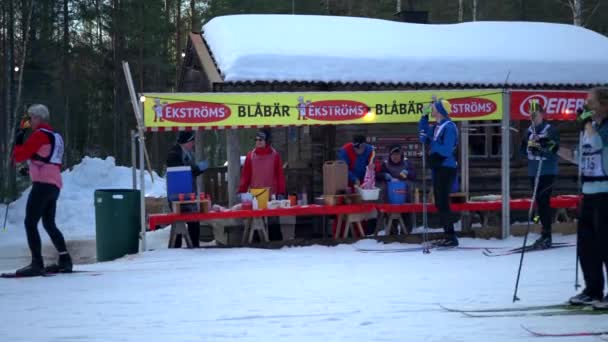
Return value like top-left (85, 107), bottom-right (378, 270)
top-left (387, 181), bottom-right (408, 204)
top-left (166, 166), bottom-right (193, 201)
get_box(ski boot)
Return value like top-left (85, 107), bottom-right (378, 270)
top-left (45, 253), bottom-right (73, 273)
top-left (533, 235), bottom-right (552, 250)
top-left (436, 235), bottom-right (459, 247)
top-left (592, 295), bottom-right (608, 310)
top-left (569, 290), bottom-right (601, 306)
top-left (15, 261), bottom-right (45, 277)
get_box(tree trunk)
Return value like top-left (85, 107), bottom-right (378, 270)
top-left (63, 0), bottom-right (70, 166)
top-left (190, 0), bottom-right (197, 31)
top-left (458, 0), bottom-right (464, 21)
top-left (176, 0), bottom-right (181, 83)
top-left (473, 0), bottom-right (478, 21)
top-left (572, 0), bottom-right (582, 26)
top-left (3, 0), bottom-right (15, 200)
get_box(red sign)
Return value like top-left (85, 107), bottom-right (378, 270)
top-left (304, 100), bottom-right (369, 121)
top-left (160, 101), bottom-right (231, 123)
top-left (510, 90), bottom-right (587, 121)
top-left (450, 98), bottom-right (498, 118)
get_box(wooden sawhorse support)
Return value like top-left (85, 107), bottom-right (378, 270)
top-left (334, 212), bottom-right (367, 239)
top-left (374, 212), bottom-right (408, 236)
top-left (242, 217), bottom-right (269, 244)
top-left (168, 221), bottom-right (194, 248)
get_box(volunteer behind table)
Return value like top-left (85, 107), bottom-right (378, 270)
top-left (238, 129), bottom-right (286, 241)
top-left (338, 135), bottom-right (374, 187)
top-left (375, 143), bottom-right (417, 192)
top-left (375, 144), bottom-right (417, 232)
top-left (335, 134), bottom-right (376, 236)
top-left (166, 131), bottom-right (209, 248)
top-left (238, 129), bottom-right (286, 197)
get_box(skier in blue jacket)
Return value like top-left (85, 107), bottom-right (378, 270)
top-left (419, 98), bottom-right (459, 246)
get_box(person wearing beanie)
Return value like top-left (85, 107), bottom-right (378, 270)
top-left (166, 131), bottom-right (209, 248)
top-left (338, 135), bottom-right (375, 186)
top-left (335, 134), bottom-right (376, 237)
top-left (238, 129), bottom-right (287, 241)
top-left (419, 98), bottom-right (459, 247)
top-left (238, 129), bottom-right (286, 196)
top-left (376, 144), bottom-right (417, 232)
top-left (519, 102), bottom-right (560, 249)
top-left (10, 104), bottom-right (72, 276)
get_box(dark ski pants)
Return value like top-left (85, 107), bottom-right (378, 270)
top-left (529, 175), bottom-right (555, 237)
top-left (578, 192), bottom-right (608, 299)
top-left (432, 167), bottom-right (457, 236)
top-left (24, 182), bottom-right (68, 265)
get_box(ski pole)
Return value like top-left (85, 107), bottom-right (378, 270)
top-left (1, 202), bottom-right (8, 232)
top-left (513, 154), bottom-right (544, 302)
top-left (421, 139), bottom-right (430, 254)
top-left (574, 131), bottom-right (583, 290)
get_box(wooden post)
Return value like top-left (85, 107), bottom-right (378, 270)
top-left (226, 129), bottom-right (240, 206)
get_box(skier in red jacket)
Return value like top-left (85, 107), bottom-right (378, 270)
top-left (11, 104), bottom-right (72, 277)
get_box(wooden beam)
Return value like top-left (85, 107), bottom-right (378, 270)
top-left (189, 32), bottom-right (222, 87)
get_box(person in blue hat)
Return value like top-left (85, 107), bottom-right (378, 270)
top-left (419, 98), bottom-right (459, 247)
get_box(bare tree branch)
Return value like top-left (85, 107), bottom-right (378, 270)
top-left (584, 0), bottom-right (602, 26)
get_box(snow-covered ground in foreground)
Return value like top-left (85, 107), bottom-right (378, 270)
top-left (1, 235), bottom-right (605, 342)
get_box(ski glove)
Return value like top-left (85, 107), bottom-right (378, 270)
top-left (527, 141), bottom-right (543, 156)
top-left (197, 160), bottom-right (209, 172)
top-left (538, 137), bottom-right (558, 153)
top-left (384, 173), bottom-right (393, 181)
top-left (18, 166), bottom-right (29, 176)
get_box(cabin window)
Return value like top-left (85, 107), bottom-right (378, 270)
top-left (468, 121), bottom-right (511, 159)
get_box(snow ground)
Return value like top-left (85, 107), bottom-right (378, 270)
top-left (1, 157), bottom-right (604, 341)
top-left (1, 235), bottom-right (605, 342)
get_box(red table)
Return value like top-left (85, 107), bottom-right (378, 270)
top-left (148, 204), bottom-right (376, 231)
top-left (374, 195), bottom-right (580, 234)
top-left (149, 204), bottom-right (377, 245)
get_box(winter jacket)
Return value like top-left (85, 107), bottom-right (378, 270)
top-left (13, 123), bottom-right (62, 189)
top-left (238, 146), bottom-right (286, 195)
top-left (519, 121), bottom-right (560, 177)
top-left (375, 158), bottom-right (416, 182)
top-left (338, 143), bottom-right (374, 185)
top-left (419, 116), bottom-right (458, 169)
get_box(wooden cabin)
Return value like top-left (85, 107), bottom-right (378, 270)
top-left (177, 15), bottom-right (608, 214)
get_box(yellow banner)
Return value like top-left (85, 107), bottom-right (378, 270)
top-left (142, 90), bottom-right (503, 129)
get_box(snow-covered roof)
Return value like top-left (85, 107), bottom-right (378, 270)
top-left (202, 14), bottom-right (608, 87)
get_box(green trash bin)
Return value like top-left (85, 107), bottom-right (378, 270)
top-left (94, 189), bottom-right (141, 262)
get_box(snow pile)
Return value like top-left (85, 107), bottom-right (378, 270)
top-left (0, 156), bottom-right (166, 245)
top-left (203, 14), bottom-right (608, 86)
